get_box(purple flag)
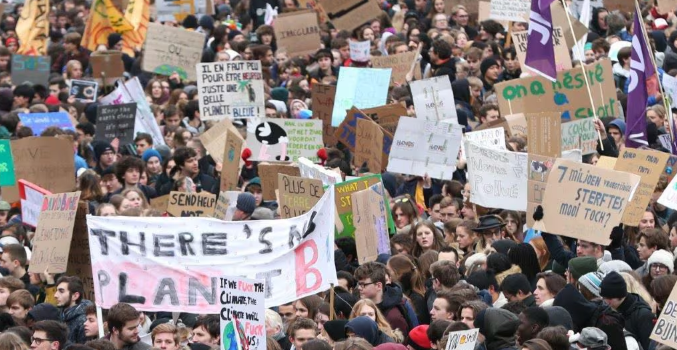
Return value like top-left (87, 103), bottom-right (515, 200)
top-left (625, 10), bottom-right (655, 148)
top-left (525, 0), bottom-right (557, 81)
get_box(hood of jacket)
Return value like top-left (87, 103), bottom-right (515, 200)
top-left (618, 293), bottom-right (652, 317)
top-left (63, 299), bottom-right (93, 323)
top-left (380, 283), bottom-right (405, 309)
top-left (451, 79), bottom-right (471, 104)
top-left (478, 308), bottom-right (518, 350)
top-left (553, 284), bottom-right (597, 331)
top-left (346, 316), bottom-right (381, 346)
top-left (28, 303), bottom-right (61, 322)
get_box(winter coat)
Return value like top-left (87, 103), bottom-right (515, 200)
top-left (346, 316), bottom-right (395, 346)
top-left (61, 299), bottom-right (94, 344)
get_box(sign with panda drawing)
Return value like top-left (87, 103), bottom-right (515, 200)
top-left (246, 118), bottom-right (324, 162)
top-left (196, 61), bottom-right (265, 121)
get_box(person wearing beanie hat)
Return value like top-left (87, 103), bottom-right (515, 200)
top-left (154, 145), bottom-right (172, 163)
top-left (93, 141), bottom-right (116, 174)
top-left (598, 260), bottom-right (632, 275)
top-left (271, 87), bottom-right (289, 104)
top-left (480, 57), bottom-right (501, 92)
top-left (345, 316), bottom-right (394, 346)
top-left (227, 30), bottom-right (245, 42)
top-left (234, 193), bottom-right (257, 221)
top-left (198, 15), bottom-right (215, 33)
top-left (322, 320), bottom-right (348, 344)
top-left (474, 308), bottom-right (519, 350)
top-left (567, 257), bottom-right (598, 284)
top-left (599, 273), bottom-right (655, 350)
top-left (647, 249), bottom-right (675, 277)
top-left (578, 271), bottom-right (604, 300)
top-left (404, 325), bottom-right (430, 350)
top-left (142, 149), bottom-right (163, 185)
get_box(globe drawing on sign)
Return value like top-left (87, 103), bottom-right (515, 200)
top-left (222, 321), bottom-right (239, 350)
top-left (154, 65), bottom-right (188, 80)
top-left (228, 148), bottom-right (236, 162)
top-left (553, 92), bottom-right (571, 120)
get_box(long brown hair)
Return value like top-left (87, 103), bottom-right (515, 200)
top-left (388, 254), bottom-right (426, 296)
top-left (411, 221), bottom-right (447, 257)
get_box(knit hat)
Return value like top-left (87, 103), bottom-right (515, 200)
top-left (578, 271), bottom-right (604, 298)
top-left (406, 325), bottom-right (430, 350)
top-left (155, 145), bottom-right (172, 162)
top-left (480, 57), bottom-right (500, 78)
top-left (569, 327), bottom-right (608, 349)
top-left (251, 207), bottom-right (274, 220)
top-left (543, 306), bottom-right (574, 331)
top-left (26, 303), bottom-right (60, 322)
top-left (199, 15), bottom-right (215, 31)
top-left (0, 201), bottom-right (10, 211)
top-left (93, 141), bottom-right (115, 161)
top-left (236, 192), bottom-right (257, 215)
top-left (142, 148), bottom-right (162, 163)
top-left (648, 249), bottom-right (675, 273)
top-left (323, 320), bottom-right (349, 342)
top-left (271, 87), bottom-right (289, 104)
top-left (228, 30), bottom-right (244, 41)
top-left (599, 271), bottom-right (628, 299)
top-left (245, 177), bottom-right (262, 192)
top-left (598, 260), bottom-right (632, 274)
top-left (567, 256), bottom-right (598, 281)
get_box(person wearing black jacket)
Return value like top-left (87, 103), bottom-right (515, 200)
top-left (159, 147), bottom-right (219, 195)
top-left (430, 39), bottom-right (458, 84)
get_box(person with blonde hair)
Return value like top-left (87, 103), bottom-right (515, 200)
top-left (0, 332), bottom-right (28, 350)
top-left (620, 272), bottom-right (657, 314)
top-left (349, 299), bottom-right (399, 342)
top-left (151, 323), bottom-right (181, 350)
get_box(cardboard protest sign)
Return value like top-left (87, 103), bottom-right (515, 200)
top-left (258, 163), bottom-right (301, 200)
top-left (246, 119), bottom-right (323, 162)
top-left (278, 174), bottom-right (324, 219)
top-left (361, 103), bottom-right (408, 135)
top-left (220, 127), bottom-right (244, 192)
top-left (597, 156), bottom-right (617, 169)
top-left (3, 137), bottom-right (75, 203)
top-left (465, 128), bottom-right (506, 150)
top-left (512, 27), bottom-right (572, 74)
top-left (320, 0), bottom-right (381, 31)
top-left (18, 112), bottom-right (74, 137)
top-left (273, 11), bottom-right (321, 57)
top-left (297, 157), bottom-right (342, 186)
top-left (90, 51), bottom-right (124, 85)
top-left (335, 107), bottom-right (393, 167)
top-left (143, 23), bottom-right (205, 81)
top-left (332, 67), bottom-right (392, 126)
top-left (0, 140), bottom-right (15, 187)
top-left (538, 159), bottom-right (640, 245)
top-left (388, 117), bottom-right (463, 179)
top-left (155, 0), bottom-right (211, 22)
top-left (603, 0), bottom-right (633, 13)
top-left (311, 84), bottom-right (337, 146)
top-left (87, 189), bottom-right (337, 311)
top-left (70, 80), bottom-right (98, 102)
top-left (371, 51), bottom-right (419, 86)
top-left (490, 0), bottom-right (529, 22)
top-left (445, 329), bottom-right (480, 350)
top-left (551, 1), bottom-right (588, 49)
top-left (613, 149), bottom-right (669, 226)
top-left (200, 118), bottom-right (243, 164)
top-left (658, 0), bottom-right (677, 14)
top-left (334, 174), bottom-right (395, 237)
top-left (505, 113), bottom-right (527, 136)
top-left (355, 119), bottom-right (385, 172)
top-left (11, 54), bottom-right (49, 87)
top-left (495, 60), bottom-right (617, 120)
top-left (651, 282), bottom-right (677, 348)
top-left (526, 154), bottom-right (555, 227)
top-left (213, 191), bottom-right (239, 220)
top-left (18, 180), bottom-right (50, 227)
top-left (167, 191), bottom-right (217, 217)
top-left (197, 61), bottom-right (265, 120)
top-left (478, 1), bottom-right (509, 27)
top-left (410, 76), bottom-right (458, 122)
top-left (94, 103), bottom-right (138, 145)
top-left (465, 140), bottom-right (528, 211)
top-left (349, 40), bottom-right (371, 62)
top-left (29, 191), bottom-right (82, 273)
top-left (99, 77), bottom-right (165, 146)
top-left (527, 113), bottom-right (561, 158)
top-left (150, 194), bottom-right (169, 213)
top-left (352, 183), bottom-right (391, 264)
top-left (219, 277), bottom-right (266, 350)
top-left (561, 119), bottom-right (597, 155)
top-left (67, 201), bottom-right (94, 301)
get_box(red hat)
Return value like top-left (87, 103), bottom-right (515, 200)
top-left (45, 95), bottom-right (60, 106)
top-left (5, 37), bottom-right (17, 46)
top-left (317, 148), bottom-right (327, 165)
top-left (406, 325), bottom-right (430, 350)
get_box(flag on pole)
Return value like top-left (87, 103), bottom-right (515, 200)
top-left (572, 0), bottom-right (591, 63)
top-left (81, 0), bottom-right (148, 56)
top-left (16, 0), bottom-right (50, 55)
top-left (625, 8), bottom-right (655, 148)
top-left (525, 0), bottom-right (557, 82)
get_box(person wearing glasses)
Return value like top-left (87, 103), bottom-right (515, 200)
top-left (31, 320), bottom-right (68, 350)
top-left (642, 249), bottom-right (674, 291)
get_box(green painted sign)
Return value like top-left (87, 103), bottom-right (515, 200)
top-left (0, 139), bottom-right (15, 187)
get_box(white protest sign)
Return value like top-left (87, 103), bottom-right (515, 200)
top-left (490, 0), bottom-right (529, 22)
top-left (387, 117), bottom-right (463, 179)
top-left (410, 76), bottom-right (458, 122)
top-left (298, 157), bottom-right (343, 186)
top-left (197, 61), bottom-right (265, 120)
top-left (465, 129), bottom-right (506, 150)
top-left (465, 140), bottom-right (528, 211)
top-left (99, 77), bottom-right (165, 146)
top-left (349, 40), bottom-right (370, 62)
top-left (561, 119), bottom-right (597, 155)
top-left (663, 73), bottom-right (677, 110)
top-left (246, 119), bottom-right (323, 162)
top-left (660, 134), bottom-right (673, 153)
top-left (21, 185), bottom-right (44, 227)
top-left (445, 329), bottom-right (480, 350)
top-left (86, 189), bottom-right (337, 311)
top-left (219, 277), bottom-right (265, 350)
top-left (659, 175), bottom-right (677, 211)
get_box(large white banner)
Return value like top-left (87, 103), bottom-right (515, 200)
top-left (86, 190), bottom-right (337, 312)
top-left (465, 140), bottom-right (528, 211)
top-left (387, 117), bottom-right (463, 179)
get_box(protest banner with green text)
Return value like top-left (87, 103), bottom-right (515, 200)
top-left (333, 174), bottom-right (395, 237)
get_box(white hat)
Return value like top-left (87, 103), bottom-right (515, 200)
top-left (648, 249), bottom-right (675, 273)
top-left (598, 260), bottom-right (632, 274)
top-left (608, 41), bottom-right (632, 62)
